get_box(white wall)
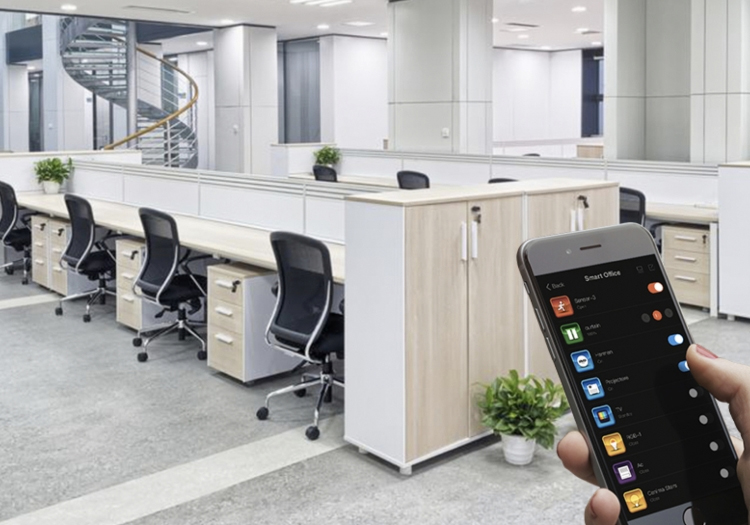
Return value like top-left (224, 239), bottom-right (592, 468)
top-left (178, 50), bottom-right (216, 170)
top-left (493, 48), bottom-right (582, 143)
top-left (7, 65), bottom-right (29, 153)
top-left (320, 36), bottom-right (388, 150)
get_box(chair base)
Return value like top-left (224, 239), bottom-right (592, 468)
top-left (134, 308), bottom-right (206, 362)
top-left (0, 249), bottom-right (31, 285)
top-left (256, 360), bottom-right (344, 441)
top-left (56, 280), bottom-right (116, 322)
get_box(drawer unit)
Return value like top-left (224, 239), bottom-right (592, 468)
top-left (662, 225), bottom-right (710, 308)
top-left (30, 216), bottom-right (90, 296)
top-left (30, 216), bottom-right (49, 287)
top-left (207, 263), bottom-right (301, 383)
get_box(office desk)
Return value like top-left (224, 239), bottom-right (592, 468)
top-left (646, 203), bottom-right (718, 317)
top-left (290, 172), bottom-right (399, 188)
top-left (17, 193), bottom-right (346, 283)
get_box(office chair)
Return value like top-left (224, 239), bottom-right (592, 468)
top-left (313, 165), bottom-right (338, 182)
top-left (132, 208), bottom-right (208, 362)
top-left (0, 181), bottom-right (32, 284)
top-left (55, 195), bottom-right (117, 322)
top-left (256, 231), bottom-right (344, 441)
top-left (620, 187), bottom-right (646, 226)
top-left (397, 170), bottom-right (430, 189)
top-left (488, 177), bottom-right (518, 184)
top-left (523, 153), bottom-right (541, 157)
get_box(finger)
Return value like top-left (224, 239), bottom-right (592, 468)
top-left (732, 435), bottom-right (745, 456)
top-left (558, 431), bottom-right (598, 485)
top-left (585, 489), bottom-right (621, 525)
top-left (686, 344), bottom-right (750, 447)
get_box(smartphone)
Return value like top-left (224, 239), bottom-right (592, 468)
top-left (517, 223), bottom-right (747, 525)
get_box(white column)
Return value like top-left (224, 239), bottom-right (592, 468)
top-left (388, 0), bottom-right (493, 154)
top-left (126, 21), bottom-right (138, 139)
top-left (0, 13), bottom-right (28, 151)
top-left (691, 0), bottom-right (750, 163)
top-left (214, 25), bottom-right (278, 175)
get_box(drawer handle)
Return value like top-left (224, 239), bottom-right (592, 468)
top-left (674, 235), bottom-right (697, 242)
top-left (34, 241), bottom-right (44, 247)
top-left (128, 250), bottom-right (139, 260)
top-left (675, 275), bottom-right (697, 283)
top-left (56, 228), bottom-right (65, 237)
top-left (122, 294), bottom-right (135, 303)
top-left (52, 247), bottom-right (63, 254)
top-left (215, 279), bottom-right (241, 293)
top-left (121, 272), bottom-right (135, 280)
top-left (34, 223), bottom-right (46, 231)
top-left (674, 255), bottom-right (697, 263)
top-left (34, 259), bottom-right (45, 265)
top-left (214, 306), bottom-right (234, 318)
top-left (53, 266), bottom-right (63, 273)
top-left (215, 333), bottom-right (234, 345)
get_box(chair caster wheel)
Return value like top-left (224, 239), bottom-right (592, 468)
top-left (55, 307), bottom-right (63, 316)
top-left (133, 338), bottom-right (142, 347)
top-left (83, 314), bottom-right (91, 323)
top-left (256, 407), bottom-right (269, 420)
top-left (305, 426), bottom-right (320, 441)
top-left (137, 352), bottom-right (148, 362)
top-left (4, 266), bottom-right (13, 275)
top-left (294, 389), bottom-right (307, 398)
top-left (21, 278), bottom-right (28, 285)
top-left (197, 350), bottom-right (207, 361)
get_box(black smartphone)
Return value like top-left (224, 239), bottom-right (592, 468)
top-left (517, 223), bottom-right (747, 525)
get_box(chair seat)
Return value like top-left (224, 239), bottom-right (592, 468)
top-left (143, 274), bottom-right (207, 306)
top-left (3, 228), bottom-right (30, 251)
top-left (72, 250), bottom-right (116, 277)
top-left (279, 313), bottom-right (344, 360)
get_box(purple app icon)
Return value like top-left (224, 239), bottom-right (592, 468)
top-left (613, 460), bottom-right (636, 485)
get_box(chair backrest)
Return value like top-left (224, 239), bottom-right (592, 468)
top-left (268, 231), bottom-right (333, 348)
top-left (523, 153), bottom-right (541, 157)
top-left (62, 195), bottom-right (96, 269)
top-left (397, 170), bottom-right (430, 190)
top-left (620, 187), bottom-right (646, 226)
top-left (0, 181), bottom-right (19, 241)
top-left (137, 208), bottom-right (181, 299)
top-left (313, 165), bottom-right (338, 182)
top-left (488, 178), bottom-right (518, 184)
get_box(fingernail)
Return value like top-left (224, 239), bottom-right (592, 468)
top-left (695, 344), bottom-right (718, 359)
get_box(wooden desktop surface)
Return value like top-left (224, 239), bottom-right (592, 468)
top-left (17, 193), bottom-right (346, 283)
top-left (646, 203), bottom-right (718, 224)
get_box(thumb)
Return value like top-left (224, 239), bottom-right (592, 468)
top-left (686, 344), bottom-right (750, 449)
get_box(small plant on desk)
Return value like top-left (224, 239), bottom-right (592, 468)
top-left (478, 369), bottom-right (569, 466)
top-left (34, 157), bottom-right (73, 194)
top-left (314, 145), bottom-right (341, 167)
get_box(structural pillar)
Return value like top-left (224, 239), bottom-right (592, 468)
top-left (214, 25), bottom-right (278, 174)
top-left (388, 0), bottom-right (493, 154)
top-left (126, 21), bottom-right (138, 141)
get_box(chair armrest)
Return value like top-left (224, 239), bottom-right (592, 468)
top-left (19, 211), bottom-right (39, 228)
top-left (179, 253), bottom-right (213, 274)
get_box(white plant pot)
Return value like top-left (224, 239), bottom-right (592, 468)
top-left (502, 434), bottom-right (536, 466)
top-left (41, 181), bottom-right (61, 194)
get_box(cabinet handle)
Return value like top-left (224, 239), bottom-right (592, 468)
top-left (675, 275), bottom-right (697, 283)
top-left (34, 259), bottom-right (44, 265)
top-left (675, 235), bottom-right (697, 242)
top-left (34, 241), bottom-right (44, 247)
top-left (34, 223), bottom-right (46, 231)
top-left (53, 266), bottom-right (63, 273)
top-left (122, 294), bottom-right (135, 303)
top-left (56, 228), bottom-right (65, 237)
top-left (52, 247), bottom-right (62, 254)
top-left (121, 272), bottom-right (135, 280)
top-left (127, 250), bottom-right (139, 260)
top-left (215, 333), bottom-right (234, 345)
top-left (471, 221), bottom-right (479, 260)
top-left (460, 222), bottom-right (468, 262)
top-left (215, 306), bottom-right (234, 318)
top-left (215, 279), bottom-right (241, 293)
top-left (674, 255), bottom-right (697, 263)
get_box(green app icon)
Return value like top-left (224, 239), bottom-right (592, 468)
top-left (561, 323), bottom-right (584, 344)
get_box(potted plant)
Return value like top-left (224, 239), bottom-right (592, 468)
top-left (314, 145), bottom-right (341, 168)
top-left (478, 370), bottom-right (569, 466)
top-left (34, 157), bottom-right (72, 194)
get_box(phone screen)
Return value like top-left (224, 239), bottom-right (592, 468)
top-left (536, 253), bottom-right (746, 524)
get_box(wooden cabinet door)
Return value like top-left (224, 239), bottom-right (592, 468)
top-left (405, 202), bottom-right (469, 461)
top-left (467, 196), bottom-right (525, 437)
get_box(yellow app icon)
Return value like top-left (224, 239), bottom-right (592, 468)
top-left (623, 489), bottom-right (647, 513)
top-left (602, 433), bottom-right (626, 457)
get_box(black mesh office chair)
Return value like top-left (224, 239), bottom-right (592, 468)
top-left (0, 181), bottom-right (32, 284)
top-left (488, 177), bottom-right (518, 184)
top-left (256, 232), bottom-right (344, 441)
top-left (54, 195), bottom-right (117, 322)
top-left (313, 165), bottom-right (338, 182)
top-left (620, 187), bottom-right (646, 226)
top-left (397, 170), bottom-right (430, 189)
top-left (132, 208), bottom-right (208, 362)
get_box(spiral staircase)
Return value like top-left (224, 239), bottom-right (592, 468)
top-left (60, 18), bottom-right (199, 168)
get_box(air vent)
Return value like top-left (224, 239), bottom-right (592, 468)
top-left (123, 5), bottom-right (195, 14)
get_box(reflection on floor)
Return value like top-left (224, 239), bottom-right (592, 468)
top-left (0, 270), bottom-right (744, 525)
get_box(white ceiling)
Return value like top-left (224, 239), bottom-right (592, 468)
top-left (8, 0), bottom-right (603, 50)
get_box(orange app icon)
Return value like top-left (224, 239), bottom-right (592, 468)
top-left (602, 433), bottom-right (626, 457)
top-left (623, 489), bottom-right (648, 513)
top-left (550, 296), bottom-right (574, 318)
top-left (648, 282), bottom-right (664, 294)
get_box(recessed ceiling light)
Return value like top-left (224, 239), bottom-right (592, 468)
top-left (321, 0), bottom-right (352, 5)
top-left (540, 46), bottom-right (552, 50)
top-left (576, 27), bottom-right (589, 33)
top-left (317, 24), bottom-right (330, 30)
top-left (196, 41), bottom-right (208, 46)
top-left (572, 6), bottom-right (587, 13)
top-left (60, 4), bottom-right (77, 11)
top-left (592, 41), bottom-right (602, 46)
top-left (220, 19), bottom-right (235, 25)
top-left (27, 65), bottom-right (36, 70)
top-left (491, 18), bottom-right (499, 23)
top-left (380, 32), bottom-right (388, 37)
top-left (344, 21), bottom-right (374, 27)
top-left (518, 34), bottom-right (530, 39)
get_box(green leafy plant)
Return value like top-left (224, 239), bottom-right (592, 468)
top-left (478, 370), bottom-right (569, 450)
top-left (34, 157), bottom-right (73, 184)
top-left (314, 145), bottom-right (341, 166)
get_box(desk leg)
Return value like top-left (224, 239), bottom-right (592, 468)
top-left (710, 222), bottom-right (718, 318)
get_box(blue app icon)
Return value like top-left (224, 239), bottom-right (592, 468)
top-left (678, 360), bottom-right (690, 372)
top-left (571, 350), bottom-right (594, 373)
top-left (581, 378), bottom-right (605, 400)
top-left (592, 405), bottom-right (615, 428)
top-left (668, 334), bottom-right (685, 346)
